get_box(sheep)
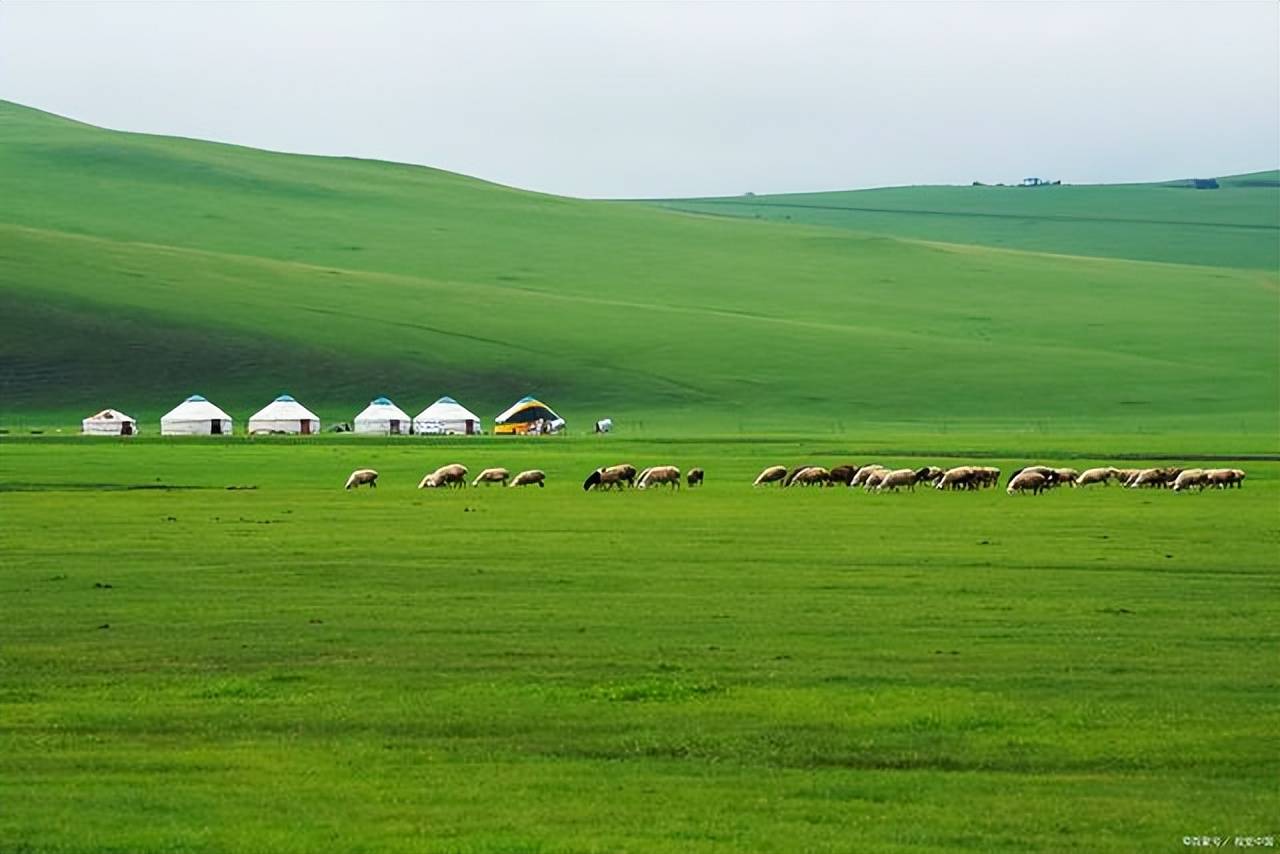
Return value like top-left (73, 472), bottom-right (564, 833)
top-left (508, 469), bottom-right (546, 488)
top-left (1075, 467), bottom-right (1119, 487)
top-left (862, 468), bottom-right (890, 490)
top-left (1126, 468), bottom-right (1168, 489)
top-left (849, 465), bottom-right (887, 487)
top-left (783, 465), bottom-right (818, 487)
top-left (973, 466), bottom-right (1001, 489)
top-left (1115, 468), bottom-right (1142, 486)
top-left (1008, 466), bottom-right (1058, 487)
top-left (344, 468), bottom-right (378, 489)
top-left (583, 463), bottom-right (637, 492)
top-left (876, 468), bottom-right (926, 492)
top-left (638, 465), bottom-right (681, 490)
top-left (419, 463), bottom-right (468, 489)
top-left (935, 466), bottom-right (976, 491)
top-left (753, 465), bottom-right (788, 487)
top-left (828, 465), bottom-right (860, 486)
top-left (790, 466), bottom-right (832, 487)
top-left (917, 466), bottom-right (945, 485)
top-left (1205, 468), bottom-right (1246, 489)
top-left (1051, 468), bottom-right (1081, 488)
top-left (1007, 470), bottom-right (1048, 495)
top-left (687, 467), bottom-right (704, 487)
top-left (1171, 469), bottom-right (1208, 492)
top-left (471, 468), bottom-right (510, 487)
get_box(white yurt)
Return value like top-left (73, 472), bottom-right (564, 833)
top-left (413, 396), bottom-right (482, 435)
top-left (82, 408), bottom-right (138, 436)
top-left (353, 396), bottom-right (411, 435)
top-left (248, 394), bottom-right (320, 435)
top-left (160, 395), bottom-right (233, 436)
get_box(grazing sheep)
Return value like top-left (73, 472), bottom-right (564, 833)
top-left (877, 468), bottom-right (925, 492)
top-left (1007, 470), bottom-right (1048, 495)
top-left (1171, 469), bottom-right (1208, 492)
top-left (1115, 468), bottom-right (1142, 486)
top-left (508, 469), bottom-right (546, 488)
top-left (850, 465), bottom-right (887, 487)
top-left (583, 463), bottom-right (637, 492)
top-left (1205, 468), bottom-right (1246, 489)
top-left (828, 465), bottom-right (859, 486)
top-left (1127, 467), bottom-right (1182, 489)
top-left (1075, 467), bottom-right (1119, 487)
top-left (687, 467), bottom-right (704, 487)
top-left (784, 465), bottom-right (818, 487)
top-left (973, 466), bottom-right (1001, 489)
top-left (344, 468), bottom-right (378, 489)
top-left (1052, 468), bottom-right (1081, 488)
top-left (419, 463), bottom-right (469, 489)
top-left (471, 468), bottom-right (510, 487)
top-left (753, 465), bottom-right (788, 487)
top-left (790, 466), bottom-right (832, 487)
top-left (935, 466), bottom-right (976, 491)
top-left (917, 466), bottom-right (945, 485)
top-left (862, 468), bottom-right (890, 490)
top-left (638, 465), bottom-right (681, 490)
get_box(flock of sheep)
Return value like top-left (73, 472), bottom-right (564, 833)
top-left (752, 463), bottom-right (1248, 494)
top-left (344, 461), bottom-right (1246, 493)
top-left (343, 463), bottom-right (705, 490)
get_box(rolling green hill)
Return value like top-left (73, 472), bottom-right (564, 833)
top-left (1, 100), bottom-right (1276, 439)
top-left (649, 172), bottom-right (1280, 270)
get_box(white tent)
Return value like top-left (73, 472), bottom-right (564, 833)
top-left (160, 395), bottom-right (233, 436)
top-left (354, 396), bottom-right (411, 435)
top-left (413, 396), bottom-right (482, 435)
top-left (248, 394), bottom-right (320, 435)
top-left (82, 408), bottom-right (137, 436)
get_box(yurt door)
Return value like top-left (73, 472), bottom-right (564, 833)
top-left (390, 420), bottom-right (401, 435)
top-left (301, 420), bottom-right (311, 435)
top-left (122, 422), bottom-right (134, 436)
top-left (211, 419), bottom-right (222, 435)
top-left (466, 420), bottom-right (474, 435)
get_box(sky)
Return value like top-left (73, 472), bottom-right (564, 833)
top-left (1, 1), bottom-right (1276, 198)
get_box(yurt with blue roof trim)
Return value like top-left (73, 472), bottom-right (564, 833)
top-left (160, 395), bottom-right (233, 436)
top-left (353, 396), bottom-right (411, 435)
top-left (413, 396), bottom-right (482, 435)
top-left (248, 394), bottom-right (320, 435)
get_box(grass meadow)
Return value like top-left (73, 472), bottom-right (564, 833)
top-left (2, 436), bottom-right (1276, 852)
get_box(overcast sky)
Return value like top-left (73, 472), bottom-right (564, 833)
top-left (1, 1), bottom-right (1276, 198)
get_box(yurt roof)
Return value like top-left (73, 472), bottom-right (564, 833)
top-left (84, 408), bottom-right (136, 423)
top-left (495, 396), bottom-right (561, 424)
top-left (161, 395), bottom-right (232, 422)
top-left (250, 394), bottom-right (319, 422)
top-left (355, 397), bottom-right (410, 421)
top-left (416, 396), bottom-right (480, 422)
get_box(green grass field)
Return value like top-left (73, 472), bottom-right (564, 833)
top-left (650, 171), bottom-right (1280, 271)
top-left (2, 438), bottom-right (1277, 853)
top-left (2, 98), bottom-right (1278, 852)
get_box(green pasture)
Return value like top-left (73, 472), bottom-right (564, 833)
top-left (2, 437), bottom-right (1277, 852)
top-left (651, 171), bottom-right (1280, 270)
top-left (1, 101), bottom-right (1277, 441)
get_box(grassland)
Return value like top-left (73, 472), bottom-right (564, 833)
top-left (2, 437), bottom-right (1277, 853)
top-left (1, 100), bottom-right (1276, 443)
top-left (650, 171), bottom-right (1280, 270)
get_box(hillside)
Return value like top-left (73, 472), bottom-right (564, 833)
top-left (0, 100), bottom-right (1276, 437)
top-left (649, 172), bottom-right (1280, 270)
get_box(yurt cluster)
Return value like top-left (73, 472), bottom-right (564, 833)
top-left (81, 394), bottom-right (567, 437)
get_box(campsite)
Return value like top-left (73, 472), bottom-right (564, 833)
top-left (1, 4), bottom-right (1278, 852)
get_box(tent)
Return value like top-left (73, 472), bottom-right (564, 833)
top-left (160, 395), bottom-right (233, 436)
top-left (413, 396), bottom-right (482, 435)
top-left (494, 396), bottom-right (565, 435)
top-left (354, 396), bottom-right (411, 435)
top-left (82, 408), bottom-right (137, 436)
top-left (248, 394), bottom-right (320, 435)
